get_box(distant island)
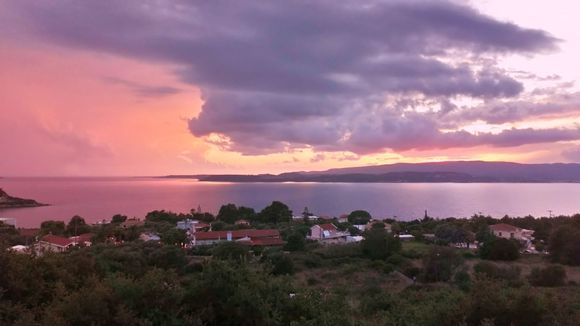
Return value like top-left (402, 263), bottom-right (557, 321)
top-left (0, 188), bottom-right (47, 209)
top-left (165, 161), bottom-right (580, 183)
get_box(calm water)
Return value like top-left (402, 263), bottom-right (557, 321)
top-left (1, 177), bottom-right (579, 228)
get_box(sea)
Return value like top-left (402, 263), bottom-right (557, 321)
top-left (1, 177), bottom-right (579, 228)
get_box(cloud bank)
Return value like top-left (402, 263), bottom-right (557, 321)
top-left (5, 0), bottom-right (577, 155)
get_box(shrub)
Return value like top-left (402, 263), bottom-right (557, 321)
top-left (479, 237), bottom-right (520, 261)
top-left (211, 242), bottom-right (250, 262)
top-left (422, 246), bottom-right (463, 282)
top-left (361, 229), bottom-right (401, 260)
top-left (528, 265), bottom-right (567, 287)
top-left (474, 261), bottom-right (522, 286)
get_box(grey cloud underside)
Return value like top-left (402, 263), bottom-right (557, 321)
top-left (6, 0), bottom-right (572, 154)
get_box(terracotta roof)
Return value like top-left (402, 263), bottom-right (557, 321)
top-left (490, 224), bottom-right (521, 232)
top-left (41, 234), bottom-right (73, 247)
top-left (317, 223), bottom-right (337, 231)
top-left (250, 238), bottom-right (285, 246)
top-left (194, 229), bottom-right (280, 241)
top-left (70, 233), bottom-right (93, 243)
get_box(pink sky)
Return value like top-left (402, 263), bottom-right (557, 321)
top-left (1, 1), bottom-right (580, 176)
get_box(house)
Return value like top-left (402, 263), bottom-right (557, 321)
top-left (121, 218), bottom-right (144, 228)
top-left (8, 245), bottom-right (28, 253)
top-left (489, 223), bottom-right (534, 248)
top-left (0, 217), bottom-right (16, 227)
top-left (309, 223), bottom-right (348, 244)
top-left (235, 219), bottom-right (250, 226)
top-left (177, 219), bottom-right (209, 232)
top-left (35, 233), bottom-right (93, 253)
top-left (397, 234), bottom-right (415, 241)
top-left (366, 220), bottom-right (392, 232)
top-left (338, 214), bottom-right (349, 223)
top-left (292, 215), bottom-right (320, 222)
top-left (139, 232), bottom-right (161, 242)
top-left (191, 229), bottom-right (283, 247)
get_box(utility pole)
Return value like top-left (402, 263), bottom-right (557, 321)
top-left (548, 210), bottom-right (553, 218)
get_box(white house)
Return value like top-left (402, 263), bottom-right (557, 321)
top-left (309, 223), bottom-right (348, 244)
top-left (489, 223), bottom-right (534, 249)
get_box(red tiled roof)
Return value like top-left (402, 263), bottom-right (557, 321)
top-left (194, 229), bottom-right (280, 241)
top-left (70, 233), bottom-right (93, 243)
top-left (490, 224), bottom-right (521, 232)
top-left (41, 234), bottom-right (73, 247)
top-left (250, 238), bottom-right (285, 246)
top-left (317, 223), bottom-right (337, 231)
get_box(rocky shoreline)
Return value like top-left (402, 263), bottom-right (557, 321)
top-left (0, 188), bottom-right (47, 209)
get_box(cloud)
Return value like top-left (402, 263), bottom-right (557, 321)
top-left (562, 145), bottom-right (580, 162)
top-left (4, 0), bottom-right (567, 155)
top-left (104, 77), bottom-right (181, 98)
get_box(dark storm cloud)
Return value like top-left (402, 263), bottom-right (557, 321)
top-left (104, 77), bottom-right (181, 98)
top-left (4, 0), bottom-right (567, 154)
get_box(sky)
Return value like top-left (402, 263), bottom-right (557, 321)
top-left (1, 0), bottom-right (580, 176)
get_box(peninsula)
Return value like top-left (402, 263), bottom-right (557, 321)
top-left (0, 188), bottom-right (46, 209)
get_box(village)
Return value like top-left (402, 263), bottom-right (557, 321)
top-left (2, 205), bottom-right (538, 256)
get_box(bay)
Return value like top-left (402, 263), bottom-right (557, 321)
top-left (1, 177), bottom-right (579, 228)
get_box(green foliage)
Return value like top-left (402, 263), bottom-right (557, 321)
top-left (110, 214), bottom-right (127, 224)
top-left (422, 246), bottom-right (464, 282)
top-left (528, 265), bottom-right (567, 287)
top-left (216, 203), bottom-right (255, 224)
top-left (211, 241), bottom-right (250, 262)
top-left (259, 201), bottom-right (292, 224)
top-left (284, 232), bottom-right (305, 251)
top-left (347, 210), bottom-right (372, 224)
top-left (66, 215), bottom-right (91, 236)
top-left (434, 223), bottom-right (472, 244)
top-left (361, 228), bottom-right (401, 260)
top-left (474, 261), bottom-right (522, 286)
top-left (145, 210), bottom-right (184, 224)
top-left (40, 220), bottom-right (66, 236)
top-left (548, 226), bottom-right (580, 265)
top-left (160, 228), bottom-right (187, 246)
top-left (479, 237), bottom-right (520, 261)
top-left (264, 251), bottom-right (295, 275)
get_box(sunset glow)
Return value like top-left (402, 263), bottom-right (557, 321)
top-left (1, 0), bottom-right (580, 176)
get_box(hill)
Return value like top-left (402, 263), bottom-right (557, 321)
top-left (0, 188), bottom-right (46, 209)
top-left (166, 161), bottom-right (580, 183)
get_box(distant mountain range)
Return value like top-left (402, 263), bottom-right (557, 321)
top-left (0, 188), bottom-right (46, 209)
top-left (165, 161), bottom-right (580, 183)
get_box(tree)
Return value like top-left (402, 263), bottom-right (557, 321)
top-left (40, 220), bottom-right (66, 236)
top-left (284, 232), bottom-right (305, 251)
top-left (66, 216), bottom-right (91, 236)
top-left (161, 228), bottom-right (187, 246)
top-left (264, 252), bottom-right (294, 275)
top-left (361, 228), bottom-right (401, 260)
top-left (145, 210), bottom-right (182, 224)
top-left (217, 203), bottom-right (240, 224)
top-left (422, 246), bottom-right (463, 282)
top-left (479, 237), bottom-right (520, 261)
top-left (548, 226), bottom-right (580, 265)
top-left (348, 210), bottom-right (372, 225)
top-left (434, 223), bottom-right (470, 244)
top-left (259, 201), bottom-right (292, 224)
top-left (111, 214), bottom-right (127, 224)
